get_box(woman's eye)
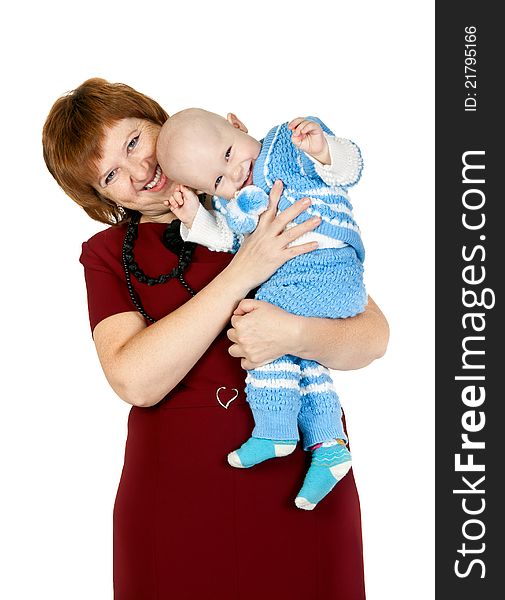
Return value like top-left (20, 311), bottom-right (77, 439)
top-left (127, 135), bottom-right (139, 152)
top-left (105, 170), bottom-right (116, 185)
top-left (225, 147), bottom-right (231, 160)
top-left (215, 175), bottom-right (223, 189)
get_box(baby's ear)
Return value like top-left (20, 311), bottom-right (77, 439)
top-left (227, 113), bottom-right (248, 133)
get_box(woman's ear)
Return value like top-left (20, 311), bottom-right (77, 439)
top-left (227, 113), bottom-right (248, 133)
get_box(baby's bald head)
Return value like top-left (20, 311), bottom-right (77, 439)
top-left (156, 107), bottom-right (260, 198)
top-left (157, 108), bottom-right (228, 187)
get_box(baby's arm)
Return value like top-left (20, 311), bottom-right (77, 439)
top-left (289, 117), bottom-right (330, 164)
top-left (312, 136), bottom-right (363, 189)
top-left (181, 204), bottom-right (240, 253)
top-left (289, 117), bottom-right (363, 189)
top-left (166, 186), bottom-right (239, 253)
top-left (165, 185), bottom-right (201, 228)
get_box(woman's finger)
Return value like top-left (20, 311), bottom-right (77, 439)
top-left (241, 358), bottom-right (262, 370)
top-left (233, 298), bottom-right (260, 316)
top-left (282, 240), bottom-right (319, 259)
top-left (280, 216), bottom-right (321, 246)
top-left (228, 344), bottom-right (241, 358)
top-left (270, 197), bottom-right (312, 233)
top-left (257, 180), bottom-right (283, 225)
top-left (230, 314), bottom-right (242, 330)
top-left (267, 179), bottom-right (283, 208)
top-left (226, 327), bottom-right (238, 343)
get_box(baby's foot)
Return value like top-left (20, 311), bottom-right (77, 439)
top-left (295, 441), bottom-right (352, 510)
top-left (228, 437), bottom-right (297, 468)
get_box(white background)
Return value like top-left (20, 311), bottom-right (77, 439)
top-left (0, 1), bottom-right (434, 598)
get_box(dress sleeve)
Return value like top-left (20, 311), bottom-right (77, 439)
top-left (80, 235), bottom-right (135, 333)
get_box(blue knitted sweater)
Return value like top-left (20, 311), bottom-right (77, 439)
top-left (213, 117), bottom-right (365, 262)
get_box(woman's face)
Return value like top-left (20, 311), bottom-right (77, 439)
top-left (95, 118), bottom-right (177, 219)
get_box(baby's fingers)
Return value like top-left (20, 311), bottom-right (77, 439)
top-left (164, 193), bottom-right (183, 210)
top-left (299, 120), bottom-right (320, 137)
top-left (288, 117), bottom-right (305, 130)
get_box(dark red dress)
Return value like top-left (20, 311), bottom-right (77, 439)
top-left (80, 223), bottom-right (366, 600)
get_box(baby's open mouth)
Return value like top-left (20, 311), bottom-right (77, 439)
top-left (240, 163), bottom-right (253, 189)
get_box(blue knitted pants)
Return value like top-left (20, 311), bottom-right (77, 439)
top-left (246, 247), bottom-right (367, 450)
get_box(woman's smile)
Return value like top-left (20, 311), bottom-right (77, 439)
top-left (143, 165), bottom-right (168, 192)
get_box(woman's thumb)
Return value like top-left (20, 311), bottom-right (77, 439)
top-left (233, 298), bottom-right (260, 316)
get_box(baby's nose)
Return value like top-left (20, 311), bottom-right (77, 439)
top-left (232, 164), bottom-right (243, 183)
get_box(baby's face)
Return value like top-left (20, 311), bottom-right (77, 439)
top-left (158, 112), bottom-right (261, 200)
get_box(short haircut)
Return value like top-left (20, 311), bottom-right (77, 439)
top-left (42, 78), bottom-right (168, 225)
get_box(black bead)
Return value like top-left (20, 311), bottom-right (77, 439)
top-left (122, 211), bottom-right (196, 323)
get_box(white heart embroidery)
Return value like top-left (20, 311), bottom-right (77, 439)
top-left (216, 386), bottom-right (239, 409)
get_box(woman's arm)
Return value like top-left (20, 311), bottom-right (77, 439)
top-left (227, 295), bottom-right (389, 371)
top-left (93, 184), bottom-right (321, 408)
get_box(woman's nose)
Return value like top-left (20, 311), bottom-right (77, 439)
top-left (129, 156), bottom-right (150, 182)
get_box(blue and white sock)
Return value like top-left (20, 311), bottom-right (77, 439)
top-left (295, 440), bottom-right (352, 510)
top-left (228, 437), bottom-right (297, 468)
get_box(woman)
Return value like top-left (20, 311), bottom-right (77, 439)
top-left (43, 78), bottom-right (389, 599)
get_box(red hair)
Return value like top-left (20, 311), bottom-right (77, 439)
top-left (42, 78), bottom-right (169, 225)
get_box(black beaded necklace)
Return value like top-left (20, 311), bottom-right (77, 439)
top-left (122, 211), bottom-right (196, 323)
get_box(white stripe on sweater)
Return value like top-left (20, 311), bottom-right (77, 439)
top-left (245, 376), bottom-right (300, 390)
top-left (245, 377), bottom-right (336, 395)
top-left (301, 365), bottom-right (329, 378)
top-left (301, 382), bottom-right (336, 395)
top-left (282, 191), bottom-right (360, 233)
top-left (286, 186), bottom-right (350, 204)
top-left (284, 227), bottom-right (348, 249)
top-left (254, 362), bottom-right (301, 374)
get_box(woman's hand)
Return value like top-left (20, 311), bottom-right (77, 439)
top-left (227, 295), bottom-right (389, 372)
top-left (226, 180), bottom-right (321, 294)
top-left (227, 300), bottom-right (299, 369)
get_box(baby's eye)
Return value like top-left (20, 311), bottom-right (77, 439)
top-left (215, 175), bottom-right (223, 189)
top-left (127, 135), bottom-right (139, 152)
top-left (105, 170), bottom-right (116, 185)
top-left (225, 147), bottom-right (231, 160)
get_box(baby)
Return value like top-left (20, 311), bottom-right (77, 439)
top-left (156, 109), bottom-right (367, 510)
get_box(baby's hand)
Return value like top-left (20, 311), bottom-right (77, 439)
top-left (288, 117), bottom-right (330, 165)
top-left (164, 185), bottom-right (200, 228)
